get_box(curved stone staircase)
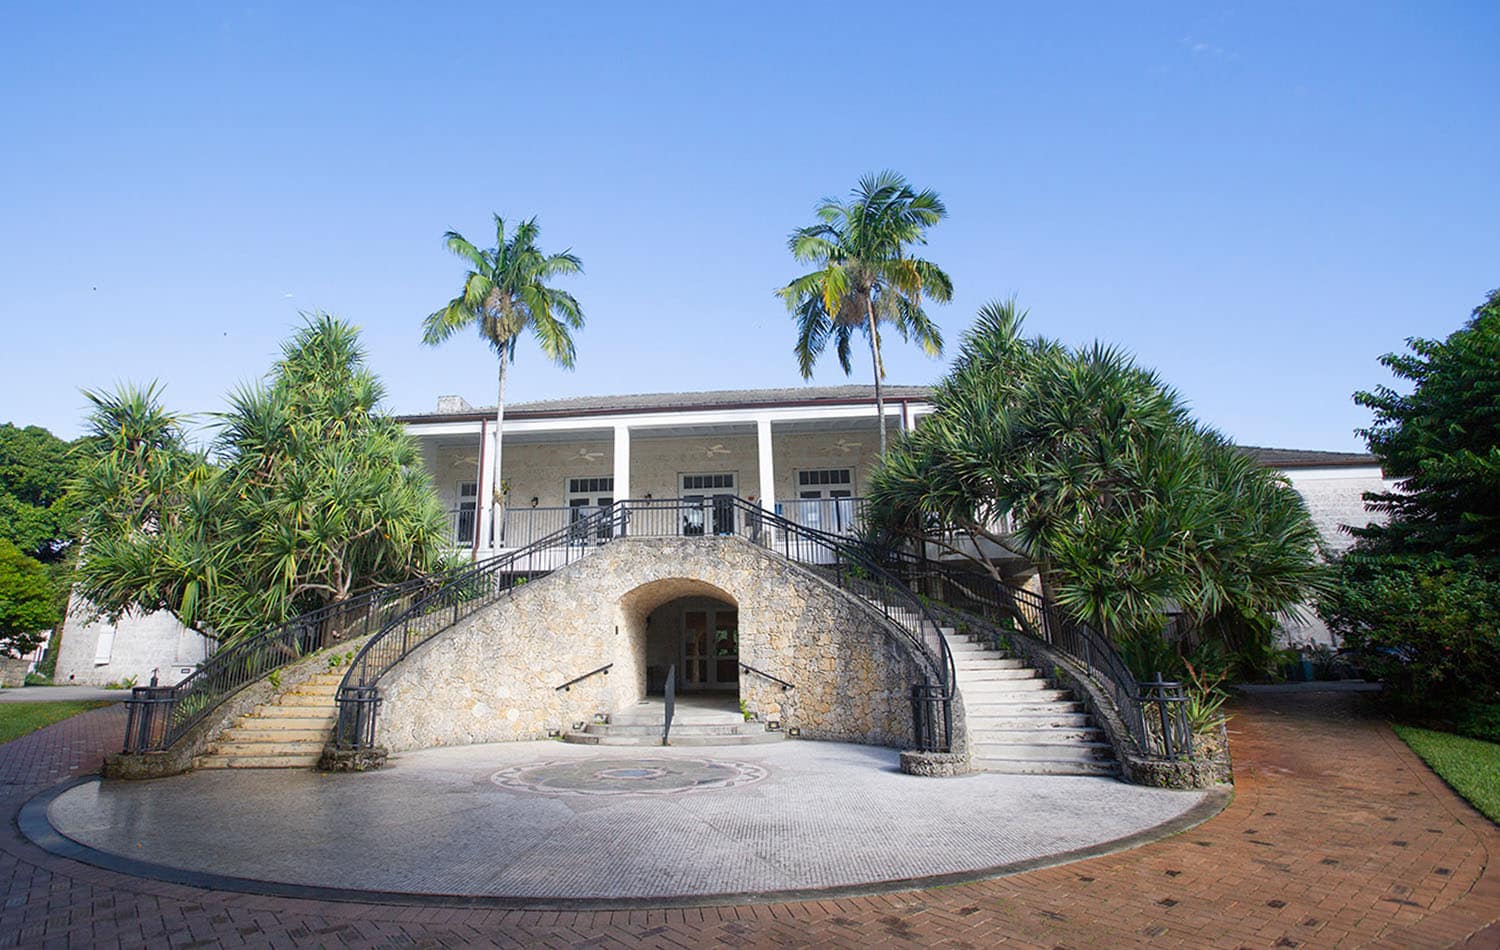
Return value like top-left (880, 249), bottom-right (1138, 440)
top-left (194, 672), bottom-right (343, 769)
top-left (945, 627), bottom-right (1115, 776)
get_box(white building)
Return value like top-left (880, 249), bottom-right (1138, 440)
top-left (53, 384), bottom-right (1388, 684)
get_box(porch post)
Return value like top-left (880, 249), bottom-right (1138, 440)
top-left (613, 423), bottom-right (631, 501)
top-left (756, 417), bottom-right (776, 517)
top-left (475, 419), bottom-right (497, 557)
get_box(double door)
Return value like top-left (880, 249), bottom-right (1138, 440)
top-left (682, 606), bottom-right (738, 689)
top-left (680, 473), bottom-right (736, 536)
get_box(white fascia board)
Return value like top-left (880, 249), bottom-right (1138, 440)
top-left (1277, 465), bottom-right (1386, 480)
top-left (405, 400), bottom-right (935, 438)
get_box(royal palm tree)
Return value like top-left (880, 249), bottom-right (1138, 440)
top-left (422, 216), bottom-right (584, 553)
top-left (777, 171), bottom-right (954, 456)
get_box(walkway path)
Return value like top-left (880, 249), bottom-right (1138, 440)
top-left (2, 690), bottom-right (1497, 947)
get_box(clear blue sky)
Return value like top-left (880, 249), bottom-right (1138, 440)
top-left (3, 3), bottom-right (1496, 450)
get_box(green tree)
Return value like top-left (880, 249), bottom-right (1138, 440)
top-left (0, 423), bottom-right (77, 563)
top-left (777, 171), bottom-right (953, 457)
top-left (867, 300), bottom-right (1325, 660)
top-left (422, 215), bottom-right (584, 547)
top-left (1319, 289), bottom-right (1500, 736)
top-left (0, 539), bottom-right (60, 658)
top-left (72, 315), bottom-right (448, 643)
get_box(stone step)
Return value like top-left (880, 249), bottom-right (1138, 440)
top-left (561, 731), bottom-right (785, 747)
top-left (969, 741), bottom-right (1114, 762)
top-left (223, 727), bottom-right (331, 742)
top-left (253, 702), bottom-right (337, 717)
top-left (974, 757), bottom-right (1118, 777)
top-left (963, 713), bottom-right (1094, 729)
top-left (967, 727), bottom-right (1104, 744)
top-left (208, 739), bottom-right (327, 756)
top-left (953, 667), bottom-right (1038, 681)
top-left (952, 654), bottom-right (1023, 667)
top-left (964, 700), bottom-right (1085, 715)
top-left (194, 752), bottom-right (322, 769)
top-left (584, 722), bottom-right (761, 737)
top-left (960, 684), bottom-right (1069, 701)
top-left (235, 714), bottom-right (332, 730)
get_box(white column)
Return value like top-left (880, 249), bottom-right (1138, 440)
top-left (613, 424), bottom-right (631, 501)
top-left (756, 417), bottom-right (776, 516)
top-left (475, 420), bottom-right (497, 556)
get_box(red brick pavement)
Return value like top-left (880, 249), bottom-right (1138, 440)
top-left (2, 690), bottom-right (1497, 948)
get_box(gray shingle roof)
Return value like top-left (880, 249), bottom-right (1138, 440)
top-left (1233, 445), bottom-right (1380, 468)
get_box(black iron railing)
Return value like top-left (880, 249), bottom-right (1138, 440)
top-left (866, 544), bottom-right (1193, 759)
top-left (740, 662), bottom-right (794, 691)
top-left (333, 496), bottom-right (957, 754)
top-left (119, 578), bottom-right (433, 754)
top-left (555, 664), bottom-right (612, 691)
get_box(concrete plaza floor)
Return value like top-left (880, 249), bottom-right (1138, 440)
top-left (43, 739), bottom-right (1214, 903)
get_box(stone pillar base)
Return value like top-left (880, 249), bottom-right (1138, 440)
top-left (899, 749), bottom-right (971, 777)
top-left (318, 745), bottom-right (388, 772)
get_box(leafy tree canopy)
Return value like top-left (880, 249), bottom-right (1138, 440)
top-left (0, 423), bottom-right (77, 562)
top-left (1352, 288), bottom-right (1500, 556)
top-left (72, 314), bottom-right (448, 643)
top-left (0, 538), bottom-right (60, 657)
top-left (1319, 288), bottom-right (1500, 737)
top-left (866, 300), bottom-right (1325, 653)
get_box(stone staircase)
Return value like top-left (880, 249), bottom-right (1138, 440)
top-left (564, 696), bottom-right (784, 747)
top-left (194, 671), bottom-right (343, 769)
top-left (944, 628), bottom-right (1116, 776)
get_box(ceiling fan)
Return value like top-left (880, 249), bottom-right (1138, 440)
top-left (451, 455), bottom-right (479, 468)
top-left (830, 439), bottom-right (862, 454)
top-left (573, 447), bottom-right (606, 462)
top-left (704, 444), bottom-right (732, 457)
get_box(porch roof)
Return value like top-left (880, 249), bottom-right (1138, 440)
top-left (396, 384), bottom-right (935, 425)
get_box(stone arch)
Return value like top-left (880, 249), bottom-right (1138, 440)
top-left (618, 578), bottom-right (741, 698)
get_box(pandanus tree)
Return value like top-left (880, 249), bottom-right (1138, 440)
top-left (866, 300), bottom-right (1325, 664)
top-left (777, 171), bottom-right (953, 457)
top-left (422, 215), bottom-right (584, 549)
top-left (71, 316), bottom-right (448, 643)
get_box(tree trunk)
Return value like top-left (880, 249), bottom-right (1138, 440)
top-left (492, 355), bottom-right (508, 558)
top-left (866, 299), bottom-right (888, 457)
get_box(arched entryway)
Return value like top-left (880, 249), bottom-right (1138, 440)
top-left (618, 578), bottom-right (740, 703)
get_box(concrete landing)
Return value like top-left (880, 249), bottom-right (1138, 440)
top-left (44, 740), bottom-right (1218, 905)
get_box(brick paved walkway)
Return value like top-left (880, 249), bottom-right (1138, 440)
top-left (3, 690), bottom-right (1497, 948)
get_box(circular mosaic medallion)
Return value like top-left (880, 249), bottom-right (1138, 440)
top-left (489, 757), bottom-right (768, 797)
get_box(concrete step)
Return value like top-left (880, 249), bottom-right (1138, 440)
top-left (969, 741), bottom-right (1114, 762)
top-left (952, 655), bottom-right (1025, 669)
top-left (562, 731), bottom-right (785, 747)
top-left (974, 757), bottom-right (1118, 777)
top-left (194, 752), bottom-right (322, 769)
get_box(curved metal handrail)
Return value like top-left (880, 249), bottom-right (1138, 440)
top-left (333, 496), bottom-right (957, 753)
top-left (862, 542), bottom-right (1193, 759)
top-left (119, 576), bottom-right (435, 753)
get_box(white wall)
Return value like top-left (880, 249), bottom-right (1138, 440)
top-left (1276, 465), bottom-right (1401, 647)
top-left (53, 594), bottom-right (210, 687)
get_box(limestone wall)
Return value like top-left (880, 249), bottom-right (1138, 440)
top-left (54, 595), bottom-right (210, 687)
top-left (375, 536), bottom-right (929, 752)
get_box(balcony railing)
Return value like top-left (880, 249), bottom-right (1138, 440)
top-left (447, 498), bottom-right (871, 550)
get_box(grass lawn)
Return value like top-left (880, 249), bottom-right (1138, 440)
top-left (0, 701), bottom-right (112, 745)
top-left (1394, 724), bottom-right (1500, 824)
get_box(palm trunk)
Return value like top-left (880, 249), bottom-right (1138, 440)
top-left (492, 356), bottom-right (508, 555)
top-left (866, 299), bottom-right (888, 457)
